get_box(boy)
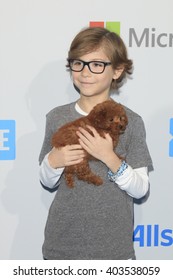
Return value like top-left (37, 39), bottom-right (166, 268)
top-left (39, 27), bottom-right (152, 259)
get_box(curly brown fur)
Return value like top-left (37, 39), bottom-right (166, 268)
top-left (52, 100), bottom-right (128, 187)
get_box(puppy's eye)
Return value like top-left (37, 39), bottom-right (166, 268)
top-left (109, 118), bottom-right (114, 122)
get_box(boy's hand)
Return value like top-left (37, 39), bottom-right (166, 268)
top-left (48, 144), bottom-right (85, 169)
top-left (76, 125), bottom-right (122, 172)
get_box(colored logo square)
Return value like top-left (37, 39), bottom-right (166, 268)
top-left (170, 118), bottom-right (173, 135)
top-left (90, 21), bottom-right (104, 28)
top-left (169, 118), bottom-right (173, 157)
top-left (0, 120), bottom-right (16, 160)
top-left (106, 22), bottom-right (120, 35)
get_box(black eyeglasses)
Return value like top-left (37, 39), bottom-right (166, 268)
top-left (67, 59), bottom-right (112, 74)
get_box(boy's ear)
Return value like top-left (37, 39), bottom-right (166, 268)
top-left (113, 67), bottom-right (124, 80)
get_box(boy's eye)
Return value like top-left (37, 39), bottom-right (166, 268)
top-left (73, 60), bottom-right (82, 66)
top-left (92, 62), bottom-right (104, 68)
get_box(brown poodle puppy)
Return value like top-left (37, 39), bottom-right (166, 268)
top-left (52, 100), bottom-right (128, 187)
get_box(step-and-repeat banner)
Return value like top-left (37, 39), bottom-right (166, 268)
top-left (0, 0), bottom-right (172, 260)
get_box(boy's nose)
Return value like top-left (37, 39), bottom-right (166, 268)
top-left (81, 64), bottom-right (91, 76)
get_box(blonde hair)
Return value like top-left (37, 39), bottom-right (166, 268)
top-left (67, 27), bottom-right (133, 90)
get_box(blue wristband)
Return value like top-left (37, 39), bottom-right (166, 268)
top-left (108, 160), bottom-right (128, 182)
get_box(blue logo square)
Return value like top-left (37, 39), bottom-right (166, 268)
top-left (169, 118), bottom-right (173, 157)
top-left (0, 120), bottom-right (16, 160)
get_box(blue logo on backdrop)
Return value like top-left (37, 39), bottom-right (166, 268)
top-left (0, 120), bottom-right (16, 160)
top-left (133, 224), bottom-right (173, 247)
top-left (169, 118), bottom-right (173, 157)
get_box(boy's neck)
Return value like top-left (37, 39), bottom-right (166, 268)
top-left (77, 95), bottom-right (111, 114)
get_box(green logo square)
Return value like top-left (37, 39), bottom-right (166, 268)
top-left (106, 22), bottom-right (120, 35)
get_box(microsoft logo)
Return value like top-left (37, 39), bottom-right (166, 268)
top-left (0, 120), bottom-right (16, 160)
top-left (169, 118), bottom-right (173, 157)
top-left (90, 21), bottom-right (120, 35)
top-left (89, 21), bottom-right (173, 47)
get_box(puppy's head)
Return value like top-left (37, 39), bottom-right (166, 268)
top-left (88, 100), bottom-right (128, 133)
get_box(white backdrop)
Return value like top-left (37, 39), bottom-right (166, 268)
top-left (0, 0), bottom-right (172, 260)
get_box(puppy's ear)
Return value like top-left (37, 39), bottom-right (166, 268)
top-left (93, 110), bottom-right (107, 127)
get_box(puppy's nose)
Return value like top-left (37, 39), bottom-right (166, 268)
top-left (113, 116), bottom-right (120, 123)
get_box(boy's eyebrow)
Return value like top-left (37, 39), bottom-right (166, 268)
top-left (77, 58), bottom-right (109, 61)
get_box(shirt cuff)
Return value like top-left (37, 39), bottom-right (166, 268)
top-left (44, 153), bottom-right (64, 175)
top-left (39, 153), bottom-right (64, 189)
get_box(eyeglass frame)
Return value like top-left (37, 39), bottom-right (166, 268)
top-left (67, 59), bottom-right (112, 74)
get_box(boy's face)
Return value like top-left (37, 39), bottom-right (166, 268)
top-left (71, 48), bottom-right (122, 99)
